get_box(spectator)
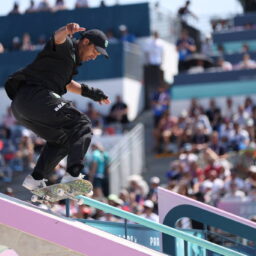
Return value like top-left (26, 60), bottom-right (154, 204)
top-left (106, 29), bottom-right (119, 44)
top-left (215, 57), bottom-right (233, 71)
top-left (9, 2), bottom-right (20, 15)
top-left (0, 43), bottom-right (5, 54)
top-left (37, 0), bottom-right (51, 12)
top-left (223, 182), bottom-right (246, 200)
top-left (118, 189), bottom-right (131, 211)
top-left (106, 95), bottom-right (129, 125)
top-left (176, 30), bottom-right (196, 72)
top-left (16, 130), bottom-right (34, 171)
top-left (26, 0), bottom-right (37, 13)
top-left (244, 96), bottom-right (253, 116)
top-left (11, 36), bottom-right (21, 51)
top-left (187, 59), bottom-right (205, 74)
top-left (127, 174), bottom-right (149, 202)
top-left (222, 97), bottom-right (235, 121)
top-left (54, 0), bottom-right (67, 11)
top-left (118, 25), bottom-right (136, 43)
top-left (21, 33), bottom-right (34, 51)
top-left (188, 98), bottom-right (201, 117)
top-left (191, 123), bottom-right (209, 151)
top-left (147, 176), bottom-right (160, 204)
top-left (240, 43), bottom-right (250, 54)
top-left (219, 118), bottom-right (234, 145)
top-left (233, 105), bottom-right (250, 127)
top-left (224, 169), bottom-right (245, 193)
top-left (201, 34), bottom-right (214, 56)
top-left (34, 34), bottom-right (47, 50)
top-left (144, 31), bottom-right (164, 68)
top-left (4, 187), bottom-right (14, 196)
top-left (140, 200), bottom-right (159, 222)
top-left (244, 166), bottom-right (256, 196)
top-left (201, 169), bottom-right (224, 205)
top-left (235, 54), bottom-right (256, 70)
top-left (216, 44), bottom-right (225, 56)
top-left (100, 1), bottom-right (106, 7)
top-left (177, 1), bottom-right (198, 25)
top-left (151, 86), bottom-right (170, 128)
top-left (84, 102), bottom-right (104, 128)
top-left (153, 111), bottom-right (173, 153)
top-left (245, 118), bottom-right (255, 141)
top-left (88, 143), bottom-right (108, 198)
top-left (209, 131), bottom-right (227, 156)
top-left (229, 122), bottom-right (250, 151)
top-left (191, 108), bottom-right (212, 135)
top-left (205, 98), bottom-right (221, 127)
top-left (75, 0), bottom-right (89, 8)
top-left (252, 106), bottom-right (256, 138)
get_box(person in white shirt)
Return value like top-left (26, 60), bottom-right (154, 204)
top-left (223, 182), bottom-right (246, 200)
top-left (222, 97), bottom-right (235, 121)
top-left (235, 53), bottom-right (256, 70)
top-left (229, 122), bottom-right (250, 151)
top-left (216, 57), bottom-right (233, 71)
top-left (144, 31), bottom-right (164, 67)
top-left (140, 200), bottom-right (159, 222)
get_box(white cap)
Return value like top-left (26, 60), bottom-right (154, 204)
top-left (144, 200), bottom-right (154, 208)
top-left (150, 176), bottom-right (160, 184)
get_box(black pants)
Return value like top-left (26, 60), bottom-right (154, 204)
top-left (11, 84), bottom-right (92, 180)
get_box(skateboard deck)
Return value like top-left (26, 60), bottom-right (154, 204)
top-left (31, 179), bottom-right (93, 203)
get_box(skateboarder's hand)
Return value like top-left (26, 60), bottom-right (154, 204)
top-left (99, 98), bottom-right (111, 105)
top-left (66, 23), bottom-right (85, 36)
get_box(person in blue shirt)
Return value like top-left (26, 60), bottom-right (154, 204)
top-left (119, 25), bottom-right (136, 43)
top-left (176, 30), bottom-right (196, 72)
top-left (88, 143), bottom-right (109, 197)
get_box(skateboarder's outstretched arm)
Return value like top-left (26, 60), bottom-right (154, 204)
top-left (66, 80), bottom-right (111, 105)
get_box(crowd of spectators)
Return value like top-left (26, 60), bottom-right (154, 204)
top-left (8, 0), bottom-right (90, 15)
top-left (0, 25), bottom-right (136, 54)
top-left (153, 96), bottom-right (256, 154)
top-left (176, 29), bottom-right (256, 74)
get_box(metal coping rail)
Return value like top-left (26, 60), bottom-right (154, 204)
top-left (77, 196), bottom-right (246, 256)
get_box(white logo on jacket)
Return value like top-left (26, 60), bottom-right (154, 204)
top-left (54, 102), bottom-right (66, 112)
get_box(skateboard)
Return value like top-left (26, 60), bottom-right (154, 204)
top-left (31, 179), bottom-right (93, 205)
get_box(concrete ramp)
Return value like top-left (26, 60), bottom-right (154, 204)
top-left (0, 193), bottom-right (164, 256)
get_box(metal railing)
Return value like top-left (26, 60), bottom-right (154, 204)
top-left (77, 196), bottom-right (246, 256)
top-left (108, 124), bottom-right (145, 194)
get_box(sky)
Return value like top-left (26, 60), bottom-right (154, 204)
top-left (0, 0), bottom-right (243, 33)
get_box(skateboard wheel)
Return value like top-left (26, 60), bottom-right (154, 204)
top-left (31, 195), bottom-right (38, 202)
top-left (77, 198), bottom-right (84, 205)
top-left (57, 188), bottom-right (64, 196)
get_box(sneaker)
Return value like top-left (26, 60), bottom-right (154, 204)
top-left (22, 175), bottom-right (47, 190)
top-left (61, 173), bottom-right (85, 183)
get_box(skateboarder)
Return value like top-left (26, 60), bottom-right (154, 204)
top-left (5, 23), bottom-right (111, 190)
